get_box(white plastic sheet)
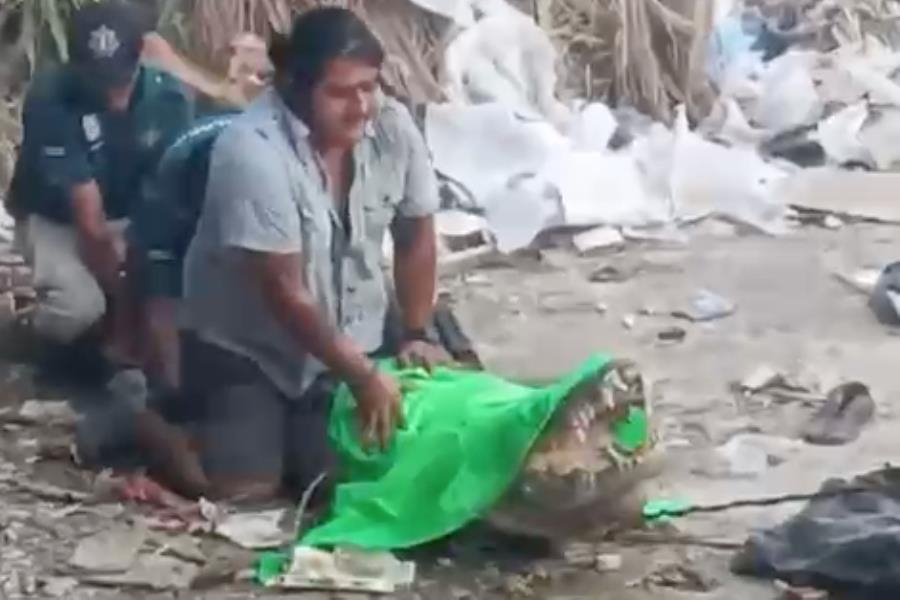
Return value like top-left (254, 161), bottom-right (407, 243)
top-left (539, 152), bottom-right (669, 228)
top-left (426, 103), bottom-right (568, 206)
top-left (405, 0), bottom-right (474, 25)
top-left (816, 102), bottom-right (870, 166)
top-left (670, 109), bottom-right (789, 233)
top-left (754, 53), bottom-right (823, 133)
top-left (569, 103), bottom-right (618, 152)
top-left (859, 107), bottom-right (900, 170)
top-left (443, 6), bottom-right (570, 128)
top-left (482, 176), bottom-right (557, 253)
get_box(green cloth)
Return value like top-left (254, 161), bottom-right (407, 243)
top-left (301, 353), bottom-right (613, 550)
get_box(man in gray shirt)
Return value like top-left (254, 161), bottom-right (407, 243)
top-left (180, 8), bottom-right (448, 501)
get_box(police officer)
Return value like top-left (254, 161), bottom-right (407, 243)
top-left (9, 1), bottom-right (192, 371)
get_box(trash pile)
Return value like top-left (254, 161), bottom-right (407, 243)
top-left (405, 0), bottom-right (900, 263)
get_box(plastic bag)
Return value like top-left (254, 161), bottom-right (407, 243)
top-left (301, 354), bottom-right (613, 550)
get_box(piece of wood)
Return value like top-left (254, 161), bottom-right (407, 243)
top-left (777, 168), bottom-right (900, 223)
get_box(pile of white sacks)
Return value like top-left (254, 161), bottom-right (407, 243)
top-left (413, 0), bottom-right (900, 255)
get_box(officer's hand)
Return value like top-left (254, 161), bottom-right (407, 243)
top-left (397, 340), bottom-right (451, 373)
top-left (350, 369), bottom-right (403, 451)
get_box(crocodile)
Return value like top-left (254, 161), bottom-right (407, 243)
top-left (486, 360), bottom-right (661, 540)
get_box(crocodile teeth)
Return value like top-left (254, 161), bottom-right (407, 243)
top-left (578, 407), bottom-right (592, 429)
top-left (575, 427), bottom-right (587, 444)
top-left (601, 386), bottom-right (616, 411)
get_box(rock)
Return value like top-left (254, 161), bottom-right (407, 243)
top-left (16, 399), bottom-right (79, 427)
top-left (81, 554), bottom-right (200, 591)
top-left (622, 314), bottom-right (637, 330)
top-left (70, 522), bottom-right (148, 573)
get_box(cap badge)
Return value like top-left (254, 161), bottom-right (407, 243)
top-left (88, 25), bottom-right (120, 59)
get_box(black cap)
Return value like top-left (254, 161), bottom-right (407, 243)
top-left (68, 2), bottom-right (144, 88)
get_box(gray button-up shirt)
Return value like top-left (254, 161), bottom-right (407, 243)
top-left (182, 88), bottom-right (440, 399)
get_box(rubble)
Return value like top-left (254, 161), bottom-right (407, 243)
top-left (214, 508), bottom-right (290, 550)
top-left (69, 522), bottom-right (148, 573)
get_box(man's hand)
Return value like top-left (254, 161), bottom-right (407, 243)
top-left (350, 369), bottom-right (404, 450)
top-left (397, 339), bottom-right (451, 372)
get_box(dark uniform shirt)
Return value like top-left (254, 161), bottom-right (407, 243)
top-left (9, 65), bottom-right (192, 223)
top-left (130, 113), bottom-right (235, 298)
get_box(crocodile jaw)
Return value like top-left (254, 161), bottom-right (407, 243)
top-left (486, 360), bottom-right (660, 540)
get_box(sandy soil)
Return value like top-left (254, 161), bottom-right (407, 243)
top-left (1, 221), bottom-right (897, 599)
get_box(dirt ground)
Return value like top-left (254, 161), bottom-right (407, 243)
top-left (1, 220), bottom-right (898, 599)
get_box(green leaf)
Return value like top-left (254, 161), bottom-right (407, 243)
top-left (40, 0), bottom-right (68, 62)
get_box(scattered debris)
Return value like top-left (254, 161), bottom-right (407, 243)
top-left (588, 264), bottom-right (634, 283)
top-left (642, 562), bottom-right (719, 592)
top-left (673, 289), bottom-right (736, 322)
top-left (657, 327), bottom-right (687, 343)
top-left (779, 170), bottom-right (900, 224)
top-left (562, 542), bottom-right (596, 568)
top-left (802, 382), bottom-right (875, 446)
top-left (149, 532), bottom-right (207, 564)
top-left (822, 215), bottom-right (843, 230)
top-left (215, 509), bottom-right (289, 550)
top-left (14, 400), bottom-right (78, 427)
top-left (696, 434), bottom-right (803, 480)
top-left (595, 553), bottom-right (623, 573)
top-left (268, 546), bottom-right (415, 593)
top-left (11, 480), bottom-right (89, 503)
top-left (740, 364), bottom-right (786, 394)
top-left (870, 261), bottom-right (900, 325)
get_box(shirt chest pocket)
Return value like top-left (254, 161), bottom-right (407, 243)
top-left (362, 163), bottom-right (404, 240)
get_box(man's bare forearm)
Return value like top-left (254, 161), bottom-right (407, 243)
top-left (143, 297), bottom-right (181, 388)
top-left (245, 251), bottom-right (375, 385)
top-left (78, 231), bottom-right (121, 290)
top-left (393, 216), bottom-right (437, 332)
top-left (71, 181), bottom-right (122, 292)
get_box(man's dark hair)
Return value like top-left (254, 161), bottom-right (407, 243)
top-left (269, 8), bottom-right (384, 101)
